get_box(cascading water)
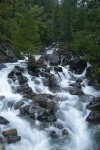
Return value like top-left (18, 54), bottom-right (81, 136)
top-left (0, 49), bottom-right (100, 150)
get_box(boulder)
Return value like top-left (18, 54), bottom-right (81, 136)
top-left (36, 99), bottom-right (57, 112)
top-left (37, 110), bottom-right (57, 122)
top-left (28, 56), bottom-right (46, 76)
top-left (0, 116), bottom-right (9, 125)
top-left (76, 78), bottom-right (83, 83)
top-left (87, 97), bottom-right (100, 111)
top-left (69, 82), bottom-right (81, 88)
top-left (54, 66), bottom-right (63, 72)
top-left (69, 57), bottom-right (87, 74)
top-left (44, 53), bottom-right (60, 64)
top-left (20, 105), bottom-right (30, 116)
top-left (7, 135), bottom-right (21, 144)
top-left (33, 94), bottom-right (57, 112)
top-left (2, 129), bottom-right (17, 137)
top-left (0, 64), bottom-right (6, 70)
top-left (29, 113), bottom-right (35, 120)
top-left (17, 74), bottom-right (28, 85)
top-left (7, 101), bottom-right (15, 108)
top-left (49, 131), bottom-right (58, 138)
top-left (16, 84), bottom-right (34, 99)
top-left (86, 112), bottom-right (100, 124)
top-left (62, 129), bottom-right (68, 136)
top-left (8, 66), bottom-right (28, 85)
top-left (14, 101), bottom-right (24, 110)
top-left (0, 96), bottom-right (5, 100)
top-left (69, 87), bottom-right (84, 95)
top-left (20, 105), bottom-right (35, 120)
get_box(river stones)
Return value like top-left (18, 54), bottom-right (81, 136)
top-left (7, 135), bottom-right (21, 144)
top-left (20, 105), bottom-right (36, 120)
top-left (8, 66), bottom-right (28, 85)
top-left (0, 116), bottom-right (9, 125)
top-left (32, 93), bottom-right (58, 112)
top-left (0, 64), bottom-right (6, 70)
top-left (2, 129), bottom-right (21, 144)
top-left (14, 101), bottom-right (24, 110)
top-left (2, 129), bottom-right (17, 137)
top-left (16, 84), bottom-right (34, 99)
top-left (69, 87), bottom-right (84, 95)
top-left (37, 109), bottom-right (57, 122)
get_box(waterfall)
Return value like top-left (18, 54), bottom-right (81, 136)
top-left (0, 48), bottom-right (100, 150)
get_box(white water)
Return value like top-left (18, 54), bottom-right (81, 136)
top-left (0, 50), bottom-right (100, 150)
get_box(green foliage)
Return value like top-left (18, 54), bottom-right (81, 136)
top-left (0, 0), bottom-right (100, 69)
top-left (12, 6), bottom-right (44, 56)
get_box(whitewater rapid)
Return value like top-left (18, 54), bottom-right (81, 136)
top-left (0, 50), bottom-right (100, 150)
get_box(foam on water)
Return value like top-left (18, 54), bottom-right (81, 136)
top-left (0, 52), bottom-right (99, 150)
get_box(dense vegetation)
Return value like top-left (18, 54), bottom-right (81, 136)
top-left (0, 0), bottom-right (100, 67)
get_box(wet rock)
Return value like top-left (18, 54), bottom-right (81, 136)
top-left (0, 116), bottom-right (9, 125)
top-left (14, 101), bottom-right (24, 110)
top-left (69, 57), bottom-right (87, 74)
top-left (0, 64), bottom-right (6, 70)
top-left (40, 72), bottom-right (59, 90)
top-left (69, 82), bottom-right (81, 88)
top-left (37, 110), bottom-right (57, 122)
top-left (44, 74), bottom-right (59, 91)
top-left (20, 105), bottom-right (30, 116)
top-left (44, 53), bottom-right (60, 64)
top-left (0, 96), bottom-right (5, 100)
top-left (8, 66), bottom-right (28, 85)
top-left (29, 113), bottom-right (35, 120)
top-left (7, 101), bottom-right (15, 108)
top-left (8, 70), bottom-right (15, 79)
top-left (17, 75), bottom-right (28, 85)
top-left (86, 112), bottom-right (100, 124)
top-left (42, 78), bottom-right (49, 86)
top-left (0, 136), bottom-right (5, 144)
top-left (2, 129), bottom-right (17, 137)
top-left (20, 105), bottom-right (35, 120)
top-left (62, 129), bottom-right (68, 136)
top-left (16, 84), bottom-right (34, 99)
top-left (33, 94), bottom-right (57, 112)
top-left (69, 87), bottom-right (84, 95)
top-left (54, 123), bottom-right (64, 130)
top-left (86, 66), bottom-right (100, 90)
top-left (40, 72), bottom-right (51, 78)
top-left (54, 66), bottom-right (63, 72)
top-left (15, 66), bottom-right (24, 73)
top-left (76, 78), bottom-right (83, 83)
top-left (49, 131), bottom-right (58, 138)
top-left (7, 135), bottom-right (21, 144)
top-left (87, 97), bottom-right (100, 111)
top-left (36, 99), bottom-right (57, 112)
top-left (33, 93), bottom-right (55, 102)
top-left (28, 56), bottom-right (46, 76)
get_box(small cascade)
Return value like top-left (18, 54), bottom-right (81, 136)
top-left (0, 48), bottom-right (100, 150)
